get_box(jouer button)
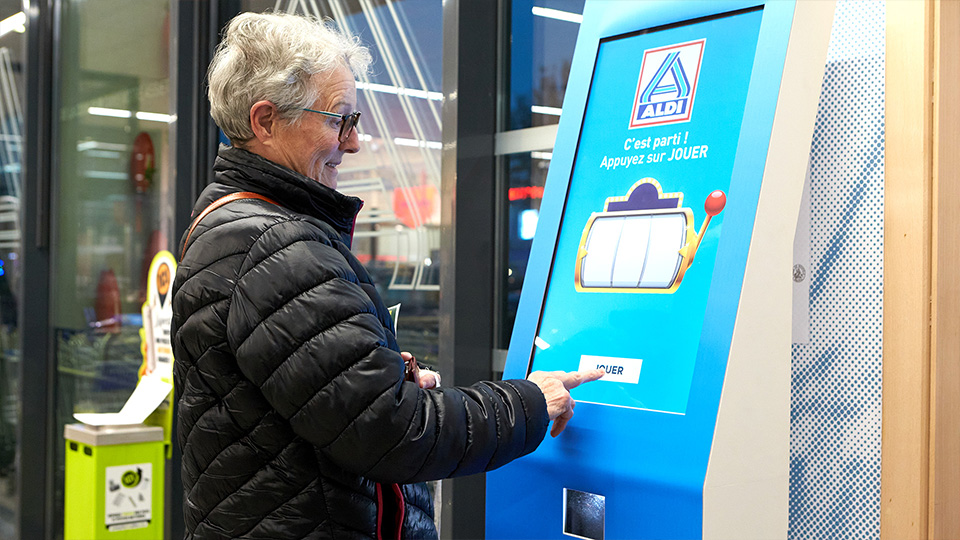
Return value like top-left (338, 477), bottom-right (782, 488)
top-left (578, 355), bottom-right (643, 384)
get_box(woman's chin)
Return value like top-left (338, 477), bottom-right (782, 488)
top-left (319, 172), bottom-right (338, 190)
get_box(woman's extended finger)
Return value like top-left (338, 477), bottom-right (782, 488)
top-left (558, 368), bottom-right (605, 390)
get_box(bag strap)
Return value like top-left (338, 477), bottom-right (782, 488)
top-left (180, 191), bottom-right (279, 260)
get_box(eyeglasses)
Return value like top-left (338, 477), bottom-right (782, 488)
top-left (300, 108), bottom-right (361, 143)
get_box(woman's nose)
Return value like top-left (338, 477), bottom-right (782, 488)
top-left (341, 127), bottom-right (361, 153)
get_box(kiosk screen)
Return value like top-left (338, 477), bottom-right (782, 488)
top-left (529, 7), bottom-right (763, 414)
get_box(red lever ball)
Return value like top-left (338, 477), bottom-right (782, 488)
top-left (704, 190), bottom-right (726, 216)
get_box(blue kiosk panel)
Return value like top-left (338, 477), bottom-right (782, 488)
top-left (487, 1), bottom-right (800, 539)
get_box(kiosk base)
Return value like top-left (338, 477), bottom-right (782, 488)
top-left (64, 424), bottom-right (164, 540)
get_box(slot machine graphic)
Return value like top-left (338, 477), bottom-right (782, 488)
top-left (575, 178), bottom-right (726, 293)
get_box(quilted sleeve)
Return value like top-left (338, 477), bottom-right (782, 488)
top-left (226, 219), bottom-right (550, 483)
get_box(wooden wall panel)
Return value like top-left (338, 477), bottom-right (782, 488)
top-left (882, 1), bottom-right (932, 538)
top-left (930, 1), bottom-right (960, 537)
top-left (884, 1), bottom-right (960, 538)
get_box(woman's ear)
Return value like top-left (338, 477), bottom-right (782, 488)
top-left (249, 100), bottom-right (280, 145)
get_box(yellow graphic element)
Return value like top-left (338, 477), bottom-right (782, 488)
top-left (156, 263), bottom-right (170, 296)
top-left (575, 178), bottom-right (725, 294)
top-left (139, 250), bottom-right (177, 459)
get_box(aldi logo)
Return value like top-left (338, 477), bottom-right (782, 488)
top-left (630, 39), bottom-right (706, 129)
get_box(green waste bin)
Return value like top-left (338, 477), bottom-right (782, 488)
top-left (64, 423), bottom-right (164, 539)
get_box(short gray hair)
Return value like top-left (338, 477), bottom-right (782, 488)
top-left (208, 12), bottom-right (372, 144)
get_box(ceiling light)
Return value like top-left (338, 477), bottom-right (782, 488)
top-left (135, 111), bottom-right (175, 123)
top-left (532, 6), bottom-right (582, 24)
top-left (77, 141), bottom-right (129, 152)
top-left (0, 12), bottom-right (25, 38)
top-left (88, 107), bottom-right (175, 123)
top-left (357, 81), bottom-right (442, 102)
top-left (88, 107), bottom-right (131, 119)
top-left (532, 105), bottom-right (562, 116)
top-left (394, 137), bottom-right (442, 150)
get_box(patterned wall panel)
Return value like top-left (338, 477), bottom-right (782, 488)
top-left (789, 1), bottom-right (885, 539)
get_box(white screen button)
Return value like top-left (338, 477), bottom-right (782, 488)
top-left (578, 355), bottom-right (643, 384)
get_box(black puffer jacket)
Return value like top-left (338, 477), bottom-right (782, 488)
top-left (171, 146), bottom-right (549, 539)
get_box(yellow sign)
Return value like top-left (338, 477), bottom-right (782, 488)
top-left (139, 250), bottom-right (177, 459)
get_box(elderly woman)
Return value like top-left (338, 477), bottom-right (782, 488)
top-left (172, 12), bottom-right (602, 540)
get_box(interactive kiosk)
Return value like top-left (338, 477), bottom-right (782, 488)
top-left (486, 1), bottom-right (834, 538)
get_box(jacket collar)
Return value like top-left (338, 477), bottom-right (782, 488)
top-left (212, 144), bottom-right (363, 238)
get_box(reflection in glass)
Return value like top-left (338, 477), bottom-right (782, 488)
top-left (244, 0), bottom-right (444, 530)
top-left (501, 152), bottom-right (551, 348)
top-left (52, 1), bottom-right (174, 536)
top-left (245, 0), bottom-right (443, 366)
top-left (507, 0), bottom-right (584, 130)
top-left (0, 3), bottom-right (23, 537)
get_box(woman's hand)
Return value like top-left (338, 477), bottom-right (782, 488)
top-left (401, 351), bottom-right (439, 389)
top-left (527, 369), bottom-right (605, 437)
top-left (418, 369), bottom-right (440, 389)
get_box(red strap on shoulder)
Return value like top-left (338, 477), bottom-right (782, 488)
top-left (180, 191), bottom-right (279, 260)
top-left (390, 483), bottom-right (405, 540)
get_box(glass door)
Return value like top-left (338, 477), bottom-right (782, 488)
top-left (240, 0), bottom-right (445, 370)
top-left (498, 0), bottom-right (584, 349)
top-left (237, 0), bottom-right (445, 529)
top-left (0, 1), bottom-right (23, 537)
top-left (51, 0), bottom-right (176, 536)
